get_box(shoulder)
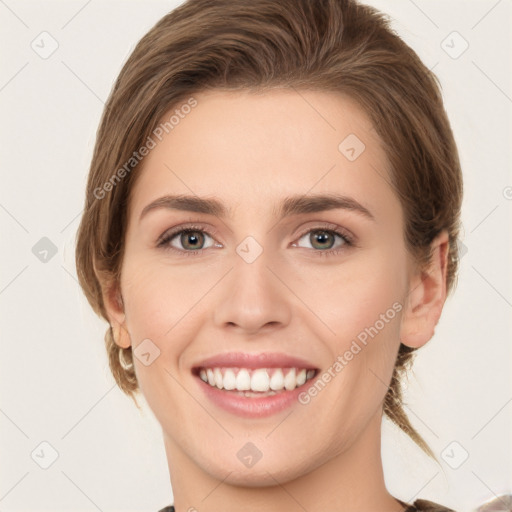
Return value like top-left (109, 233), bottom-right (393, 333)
top-left (407, 499), bottom-right (458, 512)
top-left (157, 501), bottom-right (458, 512)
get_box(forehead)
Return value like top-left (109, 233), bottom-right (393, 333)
top-left (128, 88), bottom-right (398, 224)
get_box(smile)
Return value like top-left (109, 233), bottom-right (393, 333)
top-left (197, 367), bottom-right (317, 394)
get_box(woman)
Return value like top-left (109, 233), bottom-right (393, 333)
top-left (75, 0), bottom-right (462, 510)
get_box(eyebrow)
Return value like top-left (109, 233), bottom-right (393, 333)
top-left (139, 193), bottom-right (375, 222)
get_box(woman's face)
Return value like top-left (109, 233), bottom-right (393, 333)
top-left (111, 89), bottom-right (417, 484)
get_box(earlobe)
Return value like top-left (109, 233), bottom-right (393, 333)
top-left (111, 323), bottom-right (131, 349)
top-left (103, 282), bottom-right (131, 349)
top-left (400, 230), bottom-right (450, 349)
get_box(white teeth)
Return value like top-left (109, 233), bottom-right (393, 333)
top-left (214, 368), bottom-right (223, 389)
top-left (251, 369), bottom-right (270, 392)
top-left (269, 369), bottom-right (284, 391)
top-left (284, 368), bottom-right (296, 390)
top-left (207, 368), bottom-right (215, 386)
top-left (223, 369), bottom-right (236, 390)
top-left (198, 367), bottom-right (316, 393)
top-left (235, 369), bottom-right (251, 391)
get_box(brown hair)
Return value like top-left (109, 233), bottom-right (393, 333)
top-left (75, 0), bottom-right (463, 461)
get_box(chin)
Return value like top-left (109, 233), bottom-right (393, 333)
top-left (199, 450), bottom-right (315, 488)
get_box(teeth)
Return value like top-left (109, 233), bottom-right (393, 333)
top-left (251, 369), bottom-right (270, 392)
top-left (198, 367), bottom-right (316, 393)
top-left (235, 369), bottom-right (251, 391)
top-left (223, 369), bottom-right (236, 390)
top-left (214, 368), bottom-right (224, 389)
top-left (207, 368), bottom-right (215, 386)
top-left (284, 368), bottom-right (296, 390)
top-left (269, 369), bottom-right (284, 391)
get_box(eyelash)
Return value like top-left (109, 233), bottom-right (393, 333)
top-left (156, 223), bottom-right (355, 258)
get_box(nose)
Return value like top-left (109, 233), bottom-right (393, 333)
top-left (213, 248), bottom-right (292, 336)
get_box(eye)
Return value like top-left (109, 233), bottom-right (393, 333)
top-left (156, 223), bottom-right (354, 257)
top-left (157, 225), bottom-right (220, 254)
top-left (293, 226), bottom-right (353, 255)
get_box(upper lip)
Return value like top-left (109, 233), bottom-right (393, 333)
top-left (192, 352), bottom-right (318, 370)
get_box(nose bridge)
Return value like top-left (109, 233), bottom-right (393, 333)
top-left (213, 237), bottom-right (292, 333)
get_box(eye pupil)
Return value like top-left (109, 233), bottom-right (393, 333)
top-left (182, 231), bottom-right (204, 250)
top-left (311, 230), bottom-right (334, 249)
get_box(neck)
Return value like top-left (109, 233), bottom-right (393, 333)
top-left (164, 409), bottom-right (405, 512)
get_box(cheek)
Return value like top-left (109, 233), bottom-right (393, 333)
top-left (119, 254), bottom-right (222, 390)
top-left (122, 267), bottom-right (171, 340)
top-left (121, 254), bottom-right (213, 336)
top-left (298, 254), bottom-right (405, 427)
top-left (119, 260), bottom-right (193, 408)
top-left (290, 249), bottom-right (406, 354)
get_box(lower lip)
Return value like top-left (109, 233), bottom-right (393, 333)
top-left (195, 376), bottom-right (313, 418)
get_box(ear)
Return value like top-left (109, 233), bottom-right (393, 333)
top-left (400, 230), bottom-right (450, 349)
top-left (102, 280), bottom-right (131, 349)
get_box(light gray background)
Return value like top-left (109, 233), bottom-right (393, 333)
top-left (1, 1), bottom-right (511, 511)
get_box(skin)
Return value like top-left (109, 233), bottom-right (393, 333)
top-left (103, 89), bottom-right (449, 512)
